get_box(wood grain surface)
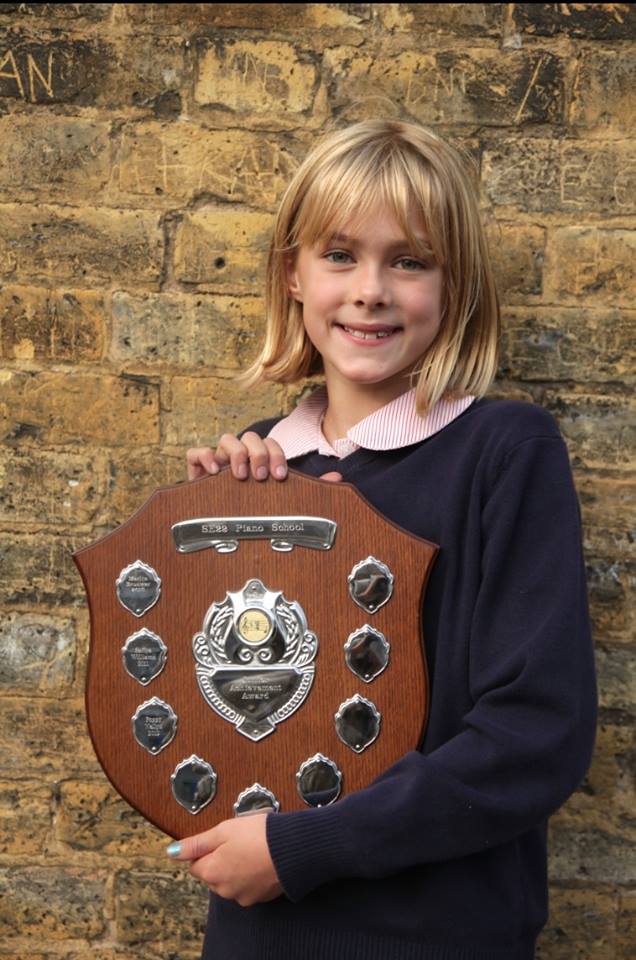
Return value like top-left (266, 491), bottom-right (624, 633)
top-left (74, 469), bottom-right (438, 839)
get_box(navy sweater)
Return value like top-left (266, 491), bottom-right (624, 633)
top-left (201, 398), bottom-right (597, 960)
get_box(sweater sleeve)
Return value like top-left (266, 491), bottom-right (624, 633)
top-left (266, 433), bottom-right (597, 901)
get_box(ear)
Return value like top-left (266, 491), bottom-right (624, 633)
top-left (285, 256), bottom-right (303, 304)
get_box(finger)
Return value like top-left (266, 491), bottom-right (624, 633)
top-left (241, 431), bottom-right (273, 481)
top-left (188, 856), bottom-right (221, 889)
top-left (319, 471), bottom-right (343, 483)
top-left (166, 828), bottom-right (219, 862)
top-left (216, 434), bottom-right (250, 480)
top-left (186, 447), bottom-right (219, 481)
top-left (264, 438), bottom-right (288, 480)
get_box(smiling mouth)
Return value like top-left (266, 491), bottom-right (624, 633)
top-left (339, 324), bottom-right (401, 341)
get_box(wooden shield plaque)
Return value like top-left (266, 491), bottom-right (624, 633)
top-left (73, 469), bottom-right (438, 839)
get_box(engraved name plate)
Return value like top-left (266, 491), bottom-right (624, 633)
top-left (172, 515), bottom-right (337, 554)
top-left (192, 578), bottom-right (318, 742)
top-left (344, 625), bottom-right (390, 682)
top-left (335, 694), bottom-right (381, 753)
top-left (116, 560), bottom-right (161, 617)
top-left (171, 755), bottom-right (217, 814)
top-left (131, 697), bottom-right (177, 755)
top-left (234, 783), bottom-right (280, 816)
top-left (122, 629), bottom-right (167, 685)
top-left (296, 754), bottom-right (342, 807)
top-left (348, 557), bottom-right (394, 614)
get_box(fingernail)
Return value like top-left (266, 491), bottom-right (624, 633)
top-left (166, 842), bottom-right (181, 857)
top-left (237, 463), bottom-right (248, 479)
top-left (256, 466), bottom-right (267, 480)
top-left (209, 462), bottom-right (219, 475)
top-left (275, 466), bottom-right (287, 479)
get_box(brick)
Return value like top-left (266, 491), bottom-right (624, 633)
top-left (0, 780), bottom-right (52, 857)
top-left (0, 613), bottom-right (75, 693)
top-left (0, 204), bottom-right (163, 286)
top-left (0, 4), bottom-right (112, 22)
top-left (324, 47), bottom-right (565, 126)
top-left (512, 3), bottom-right (635, 40)
top-left (0, 285), bottom-right (105, 362)
top-left (498, 308), bottom-right (636, 383)
top-left (163, 377), bottom-right (283, 447)
top-left (111, 292), bottom-right (265, 373)
top-left (377, 3), bottom-right (502, 36)
top-left (100, 34), bottom-right (186, 114)
top-left (0, 867), bottom-right (106, 939)
top-left (483, 139), bottom-right (636, 214)
top-left (0, 533), bottom-right (85, 607)
top-left (0, 32), bottom-right (105, 104)
top-left (0, 448), bottom-right (107, 525)
top-left (617, 889), bottom-right (636, 960)
top-left (173, 208), bottom-right (272, 293)
top-left (570, 48), bottom-right (636, 134)
top-left (553, 724), bottom-right (635, 839)
top-left (576, 472), bottom-right (636, 564)
top-left (544, 227), bottom-right (636, 305)
top-left (586, 554), bottom-right (635, 645)
top-left (0, 950), bottom-right (204, 960)
top-left (595, 644), bottom-right (636, 714)
top-left (486, 222), bottom-right (544, 302)
top-left (0, 952), bottom-right (155, 960)
top-left (56, 780), bottom-right (167, 856)
top-left (117, 123), bottom-right (302, 209)
top-left (0, 32), bottom-right (185, 112)
top-left (0, 115), bottom-right (111, 202)
top-left (544, 391), bottom-right (636, 471)
top-left (101, 448), bottom-right (183, 526)
top-left (194, 39), bottom-right (317, 126)
top-left (0, 371), bottom-right (159, 446)
top-left (126, 2), bottom-right (368, 36)
top-left (536, 887), bottom-right (616, 960)
top-left (114, 869), bottom-right (208, 944)
top-left (549, 826), bottom-right (636, 884)
top-left (0, 697), bottom-right (97, 775)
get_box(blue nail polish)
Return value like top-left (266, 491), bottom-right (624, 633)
top-left (166, 841), bottom-right (181, 857)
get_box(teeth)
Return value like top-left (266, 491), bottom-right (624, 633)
top-left (343, 326), bottom-right (394, 340)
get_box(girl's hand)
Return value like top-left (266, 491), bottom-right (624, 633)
top-left (167, 814), bottom-right (283, 907)
top-left (186, 433), bottom-right (343, 483)
top-left (186, 432), bottom-right (288, 482)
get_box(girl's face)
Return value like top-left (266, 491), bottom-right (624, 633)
top-left (286, 204), bottom-right (444, 401)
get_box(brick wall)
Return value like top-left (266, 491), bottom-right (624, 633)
top-left (0, 4), bottom-right (634, 957)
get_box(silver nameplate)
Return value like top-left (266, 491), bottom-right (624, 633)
top-left (171, 755), bottom-right (217, 814)
top-left (116, 560), bottom-right (161, 617)
top-left (122, 629), bottom-right (167, 685)
top-left (335, 694), bottom-right (381, 753)
top-left (192, 578), bottom-right (318, 742)
top-left (348, 556), bottom-right (394, 614)
top-left (132, 697), bottom-right (177, 755)
top-left (344, 626), bottom-right (390, 682)
top-left (296, 753), bottom-right (342, 807)
top-left (234, 783), bottom-right (280, 817)
top-left (171, 516), bottom-right (337, 554)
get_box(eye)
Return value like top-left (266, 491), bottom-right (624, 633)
top-left (395, 257), bottom-right (427, 271)
top-left (324, 250), bottom-right (353, 264)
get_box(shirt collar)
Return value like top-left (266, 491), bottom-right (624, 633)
top-left (267, 385), bottom-right (475, 460)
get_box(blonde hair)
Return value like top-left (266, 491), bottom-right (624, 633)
top-left (243, 119), bottom-right (500, 414)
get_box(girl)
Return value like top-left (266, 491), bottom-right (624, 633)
top-left (172, 119), bottom-right (596, 960)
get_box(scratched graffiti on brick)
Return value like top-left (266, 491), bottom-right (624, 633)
top-left (0, 47), bottom-right (54, 100)
top-left (196, 41), bottom-right (315, 114)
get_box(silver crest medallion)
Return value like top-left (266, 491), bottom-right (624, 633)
top-left (192, 578), bottom-right (318, 742)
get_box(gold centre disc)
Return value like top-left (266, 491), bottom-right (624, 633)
top-left (237, 608), bottom-right (273, 645)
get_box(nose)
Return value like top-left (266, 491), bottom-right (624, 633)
top-left (351, 262), bottom-right (392, 310)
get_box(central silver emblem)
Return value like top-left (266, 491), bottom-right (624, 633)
top-left (192, 578), bottom-right (318, 742)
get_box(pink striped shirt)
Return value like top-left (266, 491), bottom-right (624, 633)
top-left (267, 386), bottom-right (475, 460)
